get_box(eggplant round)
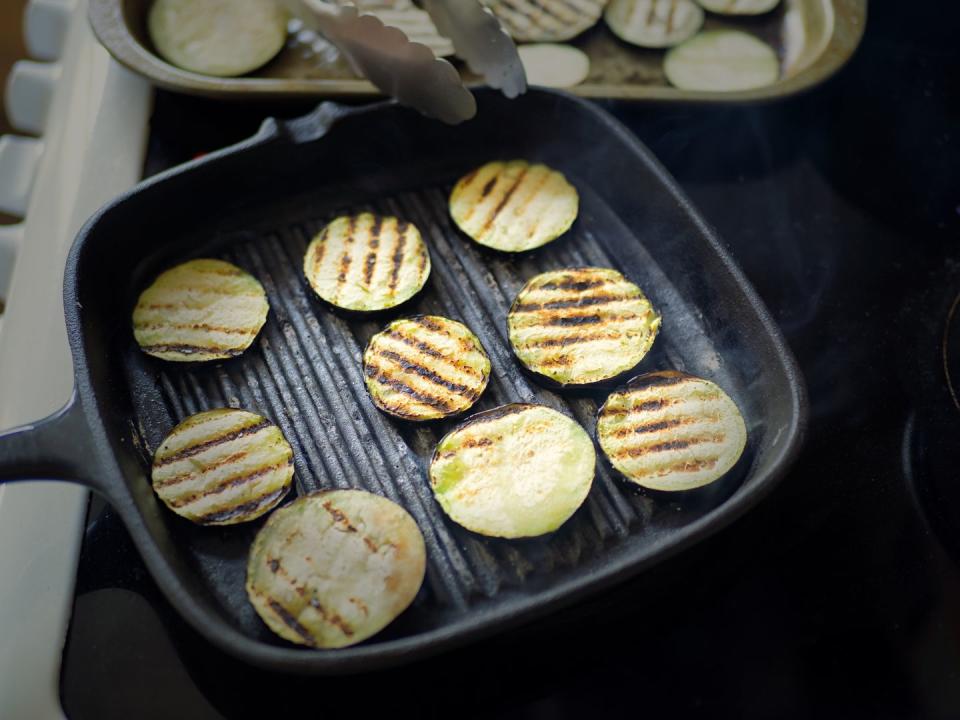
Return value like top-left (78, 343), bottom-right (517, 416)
top-left (148, 0), bottom-right (288, 77)
top-left (363, 315), bottom-right (492, 421)
top-left (507, 267), bottom-right (660, 387)
top-left (597, 370), bottom-right (747, 491)
top-left (151, 408), bottom-right (294, 525)
top-left (604, 0), bottom-right (704, 49)
top-left (449, 160), bottom-right (579, 253)
top-left (132, 258), bottom-right (269, 362)
top-left (246, 490), bottom-right (426, 648)
top-left (663, 30), bottom-right (780, 92)
top-left (430, 403), bottom-right (595, 538)
top-left (304, 213), bottom-right (431, 312)
top-left (484, 0), bottom-right (607, 42)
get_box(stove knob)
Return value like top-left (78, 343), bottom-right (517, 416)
top-left (0, 136), bottom-right (44, 217)
top-left (25, 0), bottom-right (74, 62)
top-left (4, 60), bottom-right (60, 136)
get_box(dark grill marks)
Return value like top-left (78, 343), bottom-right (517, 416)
top-left (629, 373), bottom-right (689, 391)
top-left (363, 215), bottom-right (382, 288)
top-left (133, 322), bottom-right (256, 335)
top-left (480, 168), bottom-right (529, 235)
top-left (480, 175), bottom-right (498, 198)
top-left (196, 486), bottom-right (287, 524)
top-left (139, 343), bottom-right (244, 357)
top-left (613, 435), bottom-right (724, 459)
top-left (311, 227), bottom-right (329, 274)
top-left (365, 365), bottom-right (456, 413)
top-left (460, 437), bottom-right (494, 449)
top-left (377, 349), bottom-right (475, 396)
top-left (388, 222), bottom-right (408, 292)
top-left (610, 417), bottom-right (687, 438)
top-left (386, 330), bottom-right (482, 378)
top-left (665, 0), bottom-right (676, 33)
top-left (539, 278), bottom-right (606, 292)
top-left (267, 599), bottom-right (316, 646)
top-left (512, 293), bottom-right (636, 313)
top-left (155, 450), bottom-right (249, 488)
top-left (322, 501), bottom-right (358, 532)
top-left (646, 0), bottom-right (657, 25)
top-left (541, 313), bottom-right (602, 327)
top-left (170, 460), bottom-right (291, 508)
top-left (636, 457), bottom-right (720, 477)
top-left (155, 419), bottom-right (271, 466)
top-left (522, 331), bottom-right (623, 349)
top-left (335, 216), bottom-right (356, 290)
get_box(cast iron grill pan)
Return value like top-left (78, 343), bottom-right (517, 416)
top-left (0, 90), bottom-right (807, 673)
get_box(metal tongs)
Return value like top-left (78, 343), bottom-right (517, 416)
top-left (278, 0), bottom-right (526, 124)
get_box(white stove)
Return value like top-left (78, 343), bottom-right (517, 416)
top-left (0, 1), bottom-right (151, 716)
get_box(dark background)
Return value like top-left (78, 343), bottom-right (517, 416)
top-left (52, 1), bottom-right (960, 717)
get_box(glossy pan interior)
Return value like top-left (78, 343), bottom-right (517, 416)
top-left (0, 90), bottom-right (806, 673)
top-left (89, 0), bottom-right (866, 102)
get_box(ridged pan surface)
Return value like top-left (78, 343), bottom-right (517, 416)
top-left (69, 91), bottom-right (805, 671)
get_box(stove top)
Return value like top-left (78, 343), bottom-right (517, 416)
top-left (61, 3), bottom-right (960, 717)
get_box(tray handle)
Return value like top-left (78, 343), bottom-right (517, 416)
top-left (0, 391), bottom-right (106, 493)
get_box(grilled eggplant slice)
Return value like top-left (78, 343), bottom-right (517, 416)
top-left (363, 315), bottom-right (491, 421)
top-left (151, 409), bottom-right (294, 525)
top-left (664, 30), bottom-right (779, 91)
top-left (246, 490), bottom-right (426, 648)
top-left (304, 213), bottom-right (431, 312)
top-left (696, 0), bottom-right (780, 15)
top-left (484, 0), bottom-right (607, 42)
top-left (517, 43), bottom-right (591, 87)
top-left (148, 0), bottom-right (288, 77)
top-left (508, 267), bottom-right (660, 386)
top-left (604, 0), bottom-right (704, 48)
top-left (597, 371), bottom-right (747, 491)
top-left (449, 160), bottom-right (579, 252)
top-left (132, 258), bottom-right (269, 362)
top-left (430, 404), bottom-right (595, 538)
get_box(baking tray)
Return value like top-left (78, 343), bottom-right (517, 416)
top-left (89, 0), bottom-right (865, 102)
top-left (0, 89), bottom-right (806, 673)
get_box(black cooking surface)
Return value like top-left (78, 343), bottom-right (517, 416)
top-left (61, 2), bottom-right (960, 717)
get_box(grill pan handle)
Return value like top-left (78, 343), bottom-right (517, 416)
top-left (0, 391), bottom-right (107, 493)
top-left (271, 101), bottom-right (368, 145)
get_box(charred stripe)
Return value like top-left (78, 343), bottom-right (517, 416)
top-left (376, 349), bottom-right (474, 396)
top-left (195, 485), bottom-right (288, 524)
top-left (134, 322), bottom-right (258, 335)
top-left (156, 419), bottom-right (271, 466)
top-left (266, 599), bottom-right (317, 646)
top-left (169, 459), bottom-right (292, 507)
top-left (365, 364), bottom-right (456, 412)
top-left (362, 215), bottom-right (382, 287)
top-left (633, 457), bottom-right (720, 477)
top-left (511, 293), bottom-right (637, 313)
top-left (385, 330), bottom-right (483, 377)
top-left (613, 435), bottom-right (726, 458)
top-left (155, 450), bottom-right (249, 488)
top-left (479, 167), bottom-right (529, 234)
top-left (519, 331), bottom-right (624, 348)
top-left (388, 221), bottom-right (409, 292)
